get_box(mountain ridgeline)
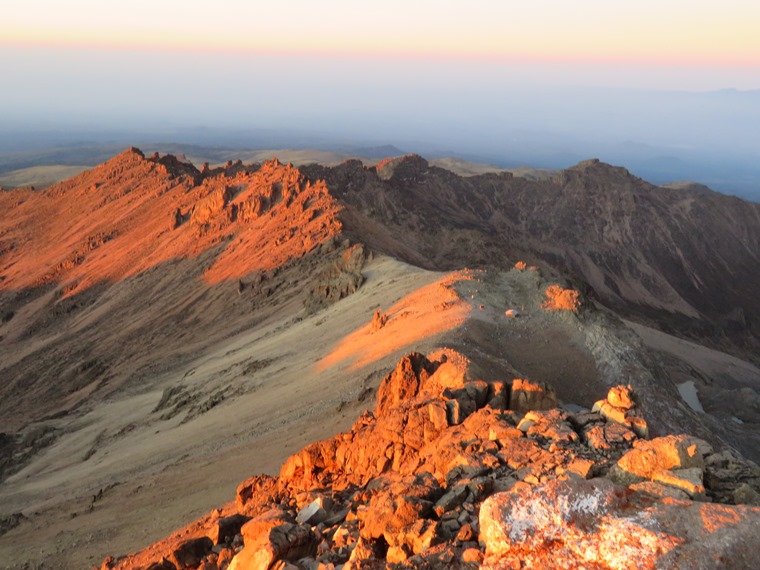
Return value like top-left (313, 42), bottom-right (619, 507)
top-left (2, 148), bottom-right (760, 569)
top-left (302, 155), bottom-right (760, 360)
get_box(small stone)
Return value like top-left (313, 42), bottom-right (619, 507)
top-left (442, 519), bottom-right (461, 534)
top-left (456, 523), bottom-right (474, 542)
top-left (434, 484), bottom-right (469, 516)
top-left (516, 417), bottom-right (535, 432)
top-left (462, 548), bottom-right (483, 564)
top-left (593, 400), bottom-right (628, 425)
top-left (565, 458), bottom-right (594, 479)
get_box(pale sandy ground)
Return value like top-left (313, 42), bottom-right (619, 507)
top-left (627, 321), bottom-right (760, 389)
top-left (0, 257), bottom-right (475, 569)
top-left (0, 165), bottom-right (90, 189)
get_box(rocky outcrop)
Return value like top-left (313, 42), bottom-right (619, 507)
top-left (0, 150), bottom-right (347, 433)
top-left (374, 154), bottom-right (429, 182)
top-left (541, 284), bottom-right (581, 311)
top-left (592, 384), bottom-right (649, 438)
top-left (303, 241), bottom-right (366, 313)
top-left (102, 351), bottom-right (760, 570)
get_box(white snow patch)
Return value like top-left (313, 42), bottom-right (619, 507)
top-left (677, 381), bottom-right (704, 413)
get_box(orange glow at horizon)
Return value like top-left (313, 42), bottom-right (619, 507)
top-left (3, 1), bottom-right (760, 69)
top-left (3, 34), bottom-right (759, 69)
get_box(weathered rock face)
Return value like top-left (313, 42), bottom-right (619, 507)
top-left (375, 352), bottom-right (440, 417)
top-left (303, 241), bottom-right (367, 313)
top-left (509, 378), bottom-right (557, 413)
top-left (480, 477), bottom-right (760, 570)
top-left (102, 349), bottom-right (760, 570)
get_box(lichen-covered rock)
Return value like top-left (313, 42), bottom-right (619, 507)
top-left (480, 478), bottom-right (760, 569)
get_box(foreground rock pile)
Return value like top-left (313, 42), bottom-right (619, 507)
top-left (102, 351), bottom-right (760, 570)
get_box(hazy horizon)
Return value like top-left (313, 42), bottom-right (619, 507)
top-left (1, 1), bottom-right (759, 198)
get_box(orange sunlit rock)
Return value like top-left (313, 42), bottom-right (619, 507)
top-left (541, 284), bottom-right (581, 311)
top-left (370, 308), bottom-right (388, 332)
top-left (509, 378), bottom-right (558, 413)
top-left (0, 149), bottom-right (343, 295)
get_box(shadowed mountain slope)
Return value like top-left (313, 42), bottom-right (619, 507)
top-left (302, 155), bottom-right (760, 360)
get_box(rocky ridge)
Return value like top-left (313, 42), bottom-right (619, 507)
top-left (0, 149), bottom-right (355, 442)
top-left (101, 349), bottom-right (760, 570)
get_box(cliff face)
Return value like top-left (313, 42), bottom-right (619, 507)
top-left (2, 149), bottom-right (760, 569)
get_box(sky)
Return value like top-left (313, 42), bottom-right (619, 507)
top-left (2, 1), bottom-right (760, 70)
top-left (1, 1), bottom-right (759, 197)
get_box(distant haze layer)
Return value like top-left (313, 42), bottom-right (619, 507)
top-left (1, 46), bottom-right (758, 199)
